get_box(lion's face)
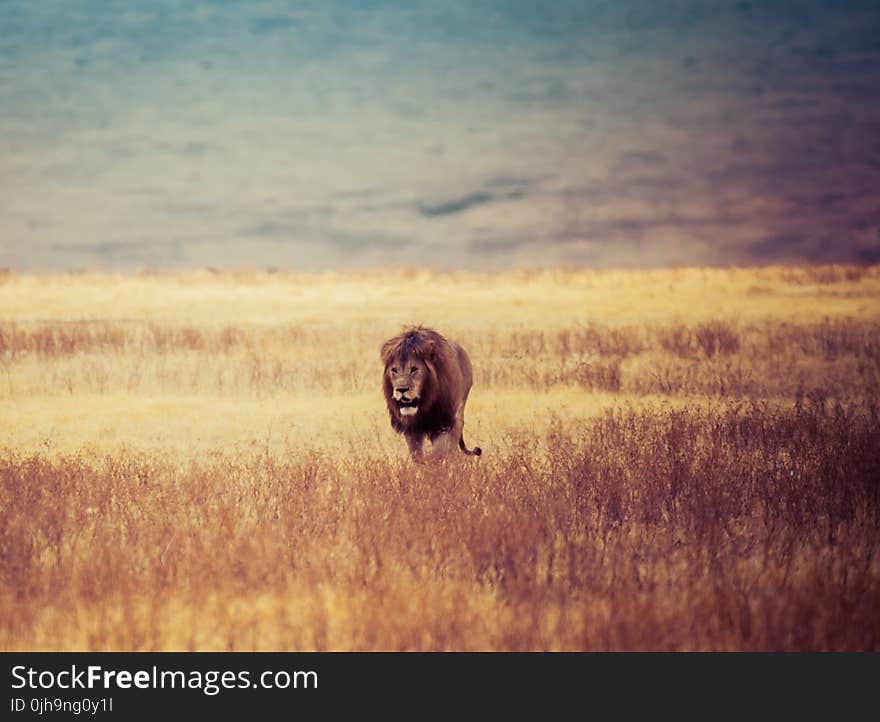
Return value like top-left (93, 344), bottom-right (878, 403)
top-left (387, 356), bottom-right (428, 418)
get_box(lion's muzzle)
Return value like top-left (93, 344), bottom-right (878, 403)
top-left (396, 397), bottom-right (419, 417)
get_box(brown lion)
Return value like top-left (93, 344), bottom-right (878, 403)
top-left (381, 326), bottom-right (482, 461)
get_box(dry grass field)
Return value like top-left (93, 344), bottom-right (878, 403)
top-left (1, 265), bottom-right (879, 650)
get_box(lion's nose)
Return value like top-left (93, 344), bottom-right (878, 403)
top-left (395, 387), bottom-right (410, 395)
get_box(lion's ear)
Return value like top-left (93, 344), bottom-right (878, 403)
top-left (425, 341), bottom-right (437, 360)
top-left (380, 339), bottom-right (395, 366)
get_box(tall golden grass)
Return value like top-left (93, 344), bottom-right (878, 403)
top-left (1, 265), bottom-right (878, 650)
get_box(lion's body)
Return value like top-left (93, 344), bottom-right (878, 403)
top-left (381, 327), bottom-right (481, 460)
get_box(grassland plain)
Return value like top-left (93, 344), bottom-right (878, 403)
top-left (1, 265), bottom-right (878, 650)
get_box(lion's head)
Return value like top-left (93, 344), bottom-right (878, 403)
top-left (380, 328), bottom-right (445, 428)
top-left (386, 356), bottom-right (429, 417)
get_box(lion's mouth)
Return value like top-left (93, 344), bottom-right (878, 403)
top-left (396, 398), bottom-right (419, 416)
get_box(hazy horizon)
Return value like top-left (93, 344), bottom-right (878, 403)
top-left (2, 1), bottom-right (879, 271)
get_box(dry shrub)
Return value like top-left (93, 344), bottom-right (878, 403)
top-left (572, 357), bottom-right (623, 391)
top-left (3, 317), bottom-right (879, 400)
top-left (657, 324), bottom-right (695, 358)
top-left (695, 321), bottom-right (740, 358)
top-left (2, 402), bottom-right (878, 651)
top-left (762, 319), bottom-right (880, 360)
top-left (2, 268), bottom-right (879, 650)
top-left (781, 265), bottom-right (871, 285)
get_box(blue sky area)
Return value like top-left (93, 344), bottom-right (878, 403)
top-left (1, 0), bottom-right (879, 270)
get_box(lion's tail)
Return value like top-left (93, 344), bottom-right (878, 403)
top-left (459, 434), bottom-right (482, 456)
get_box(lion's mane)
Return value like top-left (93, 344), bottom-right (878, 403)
top-left (380, 326), bottom-right (465, 438)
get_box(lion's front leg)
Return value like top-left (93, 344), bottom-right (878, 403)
top-left (405, 432), bottom-right (425, 462)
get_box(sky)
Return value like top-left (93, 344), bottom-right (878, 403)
top-left (1, 0), bottom-right (879, 271)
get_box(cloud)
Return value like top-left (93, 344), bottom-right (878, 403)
top-left (856, 246), bottom-right (880, 264)
top-left (748, 233), bottom-right (806, 260)
top-left (50, 240), bottom-right (182, 266)
top-left (419, 177), bottom-right (535, 218)
top-left (3, 2), bottom-right (880, 271)
top-left (419, 193), bottom-right (495, 217)
top-left (250, 16), bottom-right (299, 36)
top-left (239, 218), bottom-right (405, 252)
top-left (613, 149), bottom-right (669, 173)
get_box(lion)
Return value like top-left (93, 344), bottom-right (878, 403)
top-left (381, 326), bottom-right (482, 461)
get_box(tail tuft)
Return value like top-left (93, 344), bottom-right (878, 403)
top-left (459, 435), bottom-right (482, 456)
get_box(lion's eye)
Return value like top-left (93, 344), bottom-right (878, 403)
top-left (391, 367), bottom-right (399, 374)
top-left (410, 366), bottom-right (418, 374)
